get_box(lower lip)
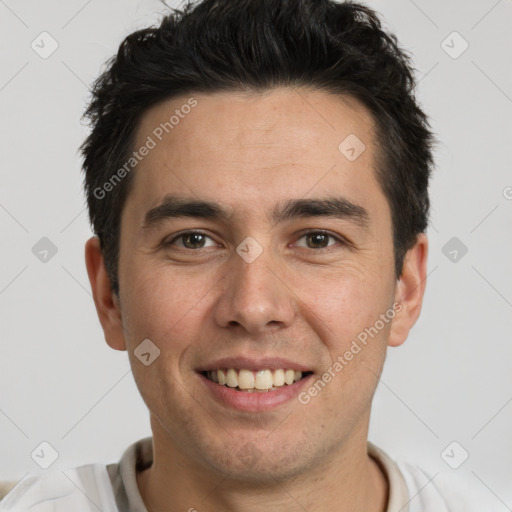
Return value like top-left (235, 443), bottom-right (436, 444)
top-left (198, 372), bottom-right (314, 412)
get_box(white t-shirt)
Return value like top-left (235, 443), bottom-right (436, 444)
top-left (0, 437), bottom-right (497, 511)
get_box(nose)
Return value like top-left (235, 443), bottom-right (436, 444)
top-left (213, 242), bottom-right (296, 335)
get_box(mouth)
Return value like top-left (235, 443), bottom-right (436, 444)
top-left (200, 368), bottom-right (314, 393)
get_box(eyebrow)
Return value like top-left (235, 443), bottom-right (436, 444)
top-left (141, 194), bottom-right (370, 230)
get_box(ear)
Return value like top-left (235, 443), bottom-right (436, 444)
top-left (388, 233), bottom-right (428, 348)
top-left (84, 236), bottom-right (126, 351)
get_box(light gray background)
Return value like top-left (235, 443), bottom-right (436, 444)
top-left (1, 0), bottom-right (511, 507)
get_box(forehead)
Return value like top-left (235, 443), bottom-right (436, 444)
top-left (138, 87), bottom-right (374, 156)
top-left (125, 87), bottom-right (387, 229)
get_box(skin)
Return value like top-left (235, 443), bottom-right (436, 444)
top-left (85, 87), bottom-right (428, 512)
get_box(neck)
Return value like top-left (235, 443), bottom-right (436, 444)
top-left (137, 420), bottom-right (388, 512)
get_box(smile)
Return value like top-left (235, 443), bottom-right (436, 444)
top-left (203, 368), bottom-right (312, 392)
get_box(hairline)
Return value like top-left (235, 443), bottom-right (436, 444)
top-left (106, 84), bottom-right (399, 297)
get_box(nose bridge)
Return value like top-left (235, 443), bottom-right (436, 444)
top-left (214, 238), bottom-right (296, 333)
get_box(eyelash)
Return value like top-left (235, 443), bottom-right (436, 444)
top-left (165, 230), bottom-right (347, 251)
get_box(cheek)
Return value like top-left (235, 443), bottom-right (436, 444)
top-left (304, 277), bottom-right (392, 414)
top-left (301, 267), bottom-right (394, 348)
top-left (120, 270), bottom-right (202, 406)
top-left (119, 266), bottom-right (200, 348)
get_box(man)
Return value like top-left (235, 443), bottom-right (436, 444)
top-left (0, 0), bottom-right (495, 510)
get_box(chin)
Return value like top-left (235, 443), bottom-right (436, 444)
top-left (195, 435), bottom-right (318, 485)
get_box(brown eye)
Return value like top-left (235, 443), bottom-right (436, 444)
top-left (182, 233), bottom-right (207, 249)
top-left (306, 232), bottom-right (330, 248)
top-left (296, 231), bottom-right (341, 249)
top-left (167, 231), bottom-right (217, 249)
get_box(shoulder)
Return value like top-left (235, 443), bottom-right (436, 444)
top-left (0, 464), bottom-right (118, 512)
top-left (398, 462), bottom-right (501, 512)
top-left (368, 442), bottom-right (501, 512)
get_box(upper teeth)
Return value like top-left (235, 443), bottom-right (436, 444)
top-left (207, 369), bottom-right (303, 391)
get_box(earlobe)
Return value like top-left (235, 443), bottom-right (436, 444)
top-left (388, 233), bottom-right (428, 348)
top-left (84, 236), bottom-right (127, 351)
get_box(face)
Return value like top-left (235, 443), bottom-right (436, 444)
top-left (88, 87), bottom-right (425, 483)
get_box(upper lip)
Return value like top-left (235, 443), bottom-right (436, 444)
top-left (196, 356), bottom-right (312, 372)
